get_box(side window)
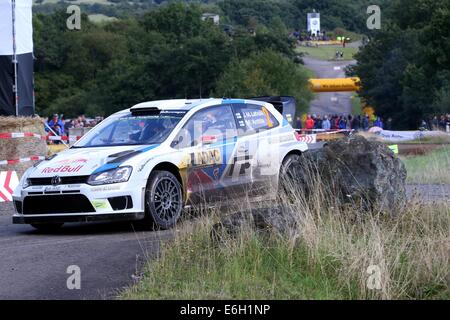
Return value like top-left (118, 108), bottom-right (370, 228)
top-left (173, 105), bottom-right (237, 148)
top-left (233, 104), bottom-right (279, 135)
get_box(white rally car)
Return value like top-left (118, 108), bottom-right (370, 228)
top-left (12, 98), bottom-right (307, 230)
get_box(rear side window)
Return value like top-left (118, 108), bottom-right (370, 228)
top-left (233, 104), bottom-right (279, 134)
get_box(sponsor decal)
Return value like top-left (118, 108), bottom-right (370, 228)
top-left (183, 149), bottom-right (222, 167)
top-left (56, 158), bottom-right (88, 164)
top-left (261, 107), bottom-right (274, 128)
top-left (44, 186), bottom-right (61, 193)
top-left (91, 199), bottom-right (111, 210)
top-left (41, 158), bottom-right (87, 174)
top-left (91, 185), bottom-right (121, 192)
top-left (41, 165), bottom-right (84, 174)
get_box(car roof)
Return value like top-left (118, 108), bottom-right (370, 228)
top-left (129, 98), bottom-right (267, 112)
top-left (130, 99), bottom-right (219, 111)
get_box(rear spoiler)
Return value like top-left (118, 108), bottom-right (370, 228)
top-left (249, 96), bottom-right (297, 126)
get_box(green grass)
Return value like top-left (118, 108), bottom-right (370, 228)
top-left (402, 146), bottom-right (450, 184)
top-left (121, 222), bottom-right (355, 299)
top-left (121, 175), bottom-right (449, 300)
top-left (296, 45), bottom-right (358, 61)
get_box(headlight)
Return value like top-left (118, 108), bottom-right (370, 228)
top-left (19, 168), bottom-right (33, 189)
top-left (87, 166), bottom-right (132, 185)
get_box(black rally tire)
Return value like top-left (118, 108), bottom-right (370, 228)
top-left (279, 154), bottom-right (306, 199)
top-left (145, 170), bottom-right (183, 230)
top-left (31, 223), bottom-right (63, 232)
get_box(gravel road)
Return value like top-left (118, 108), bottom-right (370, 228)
top-left (303, 56), bottom-right (356, 115)
top-left (0, 203), bottom-right (173, 300)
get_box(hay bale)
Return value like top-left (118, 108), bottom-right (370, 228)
top-left (0, 116), bottom-right (48, 177)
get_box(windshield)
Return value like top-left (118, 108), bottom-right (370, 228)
top-left (73, 111), bottom-right (187, 148)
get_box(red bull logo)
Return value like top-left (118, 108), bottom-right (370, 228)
top-left (41, 158), bottom-right (87, 174)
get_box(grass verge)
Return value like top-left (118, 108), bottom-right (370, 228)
top-left (296, 45), bottom-right (358, 61)
top-left (402, 146), bottom-right (450, 184)
top-left (121, 177), bottom-right (449, 300)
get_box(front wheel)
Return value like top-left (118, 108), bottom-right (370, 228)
top-left (145, 171), bottom-right (183, 229)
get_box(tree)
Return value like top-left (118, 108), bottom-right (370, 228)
top-left (215, 50), bottom-right (313, 113)
top-left (353, 0), bottom-right (450, 129)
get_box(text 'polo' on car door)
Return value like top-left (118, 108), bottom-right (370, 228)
top-left (231, 104), bottom-right (280, 195)
top-left (172, 105), bottom-right (238, 203)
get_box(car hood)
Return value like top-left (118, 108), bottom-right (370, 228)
top-left (29, 145), bottom-right (161, 178)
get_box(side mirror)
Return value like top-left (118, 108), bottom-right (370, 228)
top-left (171, 135), bottom-right (184, 148)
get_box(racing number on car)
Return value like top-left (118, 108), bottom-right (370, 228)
top-left (228, 142), bottom-right (252, 180)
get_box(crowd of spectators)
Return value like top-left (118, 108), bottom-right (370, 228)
top-left (44, 114), bottom-right (104, 143)
top-left (290, 30), bottom-right (332, 42)
top-left (422, 114), bottom-right (450, 131)
top-left (295, 113), bottom-right (389, 132)
top-left (296, 113), bottom-right (450, 133)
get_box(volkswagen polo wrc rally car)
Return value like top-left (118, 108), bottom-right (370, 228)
top-left (12, 98), bottom-right (308, 230)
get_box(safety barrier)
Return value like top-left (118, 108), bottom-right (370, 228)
top-left (0, 171), bottom-right (19, 202)
top-left (0, 131), bottom-right (81, 142)
top-left (296, 129), bottom-right (353, 134)
top-left (0, 156), bottom-right (45, 166)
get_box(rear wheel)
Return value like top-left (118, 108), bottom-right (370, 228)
top-left (279, 154), bottom-right (306, 201)
top-left (31, 223), bottom-right (63, 232)
top-left (145, 170), bottom-right (183, 229)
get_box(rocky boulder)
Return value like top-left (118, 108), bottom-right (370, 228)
top-left (300, 135), bottom-right (407, 211)
top-left (211, 135), bottom-right (407, 241)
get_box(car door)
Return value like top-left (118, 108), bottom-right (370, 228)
top-left (230, 104), bottom-right (280, 196)
top-left (172, 105), bottom-right (238, 204)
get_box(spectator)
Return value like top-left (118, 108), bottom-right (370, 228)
top-left (352, 115), bottom-right (361, 131)
top-left (419, 119), bottom-right (429, 131)
top-left (385, 117), bottom-right (393, 130)
top-left (431, 116), bottom-right (439, 130)
top-left (46, 114), bottom-right (64, 133)
top-left (295, 116), bottom-right (302, 129)
top-left (322, 115), bottom-right (331, 130)
top-left (305, 115), bottom-right (315, 131)
top-left (362, 114), bottom-right (369, 131)
top-left (314, 115), bottom-right (322, 130)
top-left (347, 115), bottom-right (353, 129)
top-left (338, 116), bottom-right (347, 129)
top-left (374, 117), bottom-right (383, 129)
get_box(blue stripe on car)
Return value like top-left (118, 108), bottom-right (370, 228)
top-left (222, 99), bottom-right (245, 104)
top-left (92, 144), bottom-right (160, 174)
top-left (92, 163), bottom-right (121, 174)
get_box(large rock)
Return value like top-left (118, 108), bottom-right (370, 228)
top-left (211, 135), bottom-right (407, 241)
top-left (300, 135), bottom-right (407, 211)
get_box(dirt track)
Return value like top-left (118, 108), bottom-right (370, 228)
top-left (405, 184), bottom-right (450, 203)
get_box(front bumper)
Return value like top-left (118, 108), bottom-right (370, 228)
top-left (12, 180), bottom-right (147, 225)
top-left (13, 212), bottom-right (145, 224)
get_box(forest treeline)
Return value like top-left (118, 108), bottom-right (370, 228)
top-left (34, 2), bottom-right (313, 117)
